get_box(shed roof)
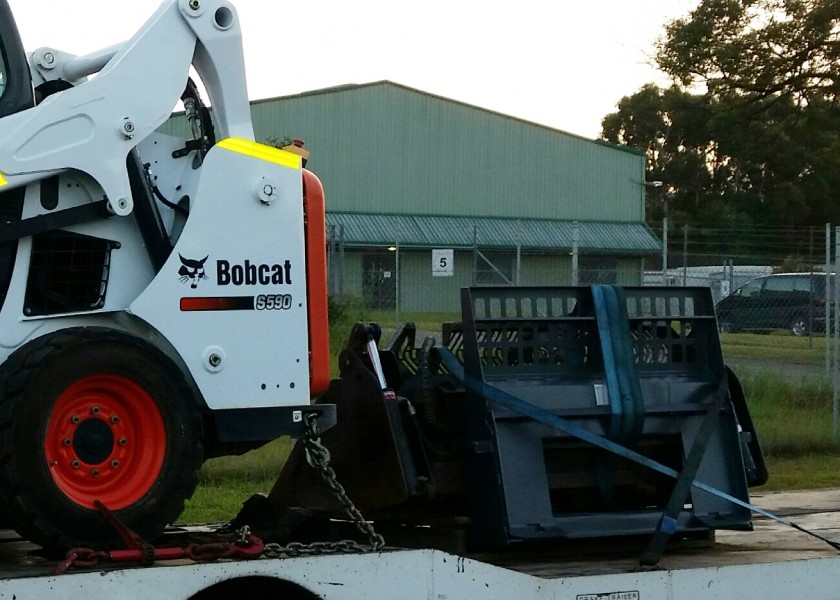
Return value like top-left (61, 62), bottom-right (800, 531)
top-left (326, 212), bottom-right (661, 254)
top-left (253, 81), bottom-right (645, 157)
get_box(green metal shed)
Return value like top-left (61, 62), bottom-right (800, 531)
top-left (161, 81), bottom-right (661, 313)
top-left (250, 81), bottom-right (648, 222)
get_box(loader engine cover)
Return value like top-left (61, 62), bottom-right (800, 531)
top-left (131, 140), bottom-right (312, 411)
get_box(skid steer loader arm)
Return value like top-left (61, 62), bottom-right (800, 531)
top-left (0, 0), bottom-right (253, 216)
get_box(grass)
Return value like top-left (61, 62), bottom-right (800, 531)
top-left (720, 331), bottom-right (827, 363)
top-left (717, 332), bottom-right (840, 490)
top-left (180, 438), bottom-right (292, 524)
top-left (761, 454), bottom-right (840, 490)
top-left (740, 372), bottom-right (834, 455)
top-left (178, 324), bottom-right (840, 525)
top-left (735, 370), bottom-right (840, 491)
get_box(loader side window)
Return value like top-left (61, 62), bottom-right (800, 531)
top-left (24, 231), bottom-right (113, 316)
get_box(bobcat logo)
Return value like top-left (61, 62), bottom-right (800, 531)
top-left (178, 254), bottom-right (209, 289)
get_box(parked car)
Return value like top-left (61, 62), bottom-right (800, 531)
top-left (715, 273), bottom-right (835, 336)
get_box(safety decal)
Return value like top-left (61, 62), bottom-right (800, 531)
top-left (216, 138), bottom-right (301, 170)
top-left (180, 296), bottom-right (254, 311)
top-left (0, 172), bottom-right (7, 187)
top-left (180, 294), bottom-right (293, 312)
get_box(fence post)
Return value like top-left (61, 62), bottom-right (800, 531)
top-left (727, 259), bottom-right (733, 292)
top-left (571, 221), bottom-right (579, 286)
top-left (326, 224), bottom-right (334, 296)
top-left (682, 224), bottom-right (688, 286)
top-left (395, 228), bottom-right (400, 331)
top-left (827, 224), bottom-right (832, 380)
top-left (516, 219), bottom-right (522, 286)
top-left (472, 226), bottom-right (478, 286)
top-left (338, 224), bottom-right (345, 298)
top-left (661, 217), bottom-right (668, 286)
top-left (834, 226), bottom-right (839, 442)
top-left (327, 224), bottom-right (345, 298)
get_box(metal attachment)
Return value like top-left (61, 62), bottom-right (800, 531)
top-left (118, 437), bottom-right (128, 446)
top-left (236, 525), bottom-right (251, 546)
top-left (55, 519), bottom-right (264, 574)
top-left (90, 406), bottom-right (100, 415)
top-left (254, 176), bottom-right (278, 205)
top-left (214, 6), bottom-right (234, 30)
top-left (263, 539), bottom-right (367, 559)
top-left (111, 460), bottom-right (120, 468)
top-left (181, 0), bottom-right (205, 18)
top-left (71, 415), bottom-right (80, 424)
top-left (91, 469), bottom-right (100, 478)
top-left (120, 120), bottom-right (135, 139)
top-left (202, 346), bottom-right (226, 373)
top-left (63, 438), bottom-right (71, 446)
top-left (106, 195), bottom-right (133, 216)
top-left (111, 415), bottom-right (120, 424)
top-left (71, 460), bottom-right (80, 469)
top-left (40, 51), bottom-right (56, 69)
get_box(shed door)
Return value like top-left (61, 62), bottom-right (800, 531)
top-left (363, 252), bottom-right (396, 310)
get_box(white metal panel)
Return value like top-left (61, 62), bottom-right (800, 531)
top-left (4, 550), bottom-right (840, 600)
top-left (130, 141), bottom-right (310, 410)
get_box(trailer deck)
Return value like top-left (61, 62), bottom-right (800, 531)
top-left (0, 489), bottom-right (838, 599)
top-left (476, 489), bottom-right (840, 578)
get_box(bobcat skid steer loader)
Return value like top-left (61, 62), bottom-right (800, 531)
top-left (0, 0), bottom-right (332, 551)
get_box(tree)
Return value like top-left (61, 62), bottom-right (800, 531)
top-left (601, 85), bottom-right (721, 224)
top-left (657, 0), bottom-right (840, 107)
top-left (601, 0), bottom-right (840, 238)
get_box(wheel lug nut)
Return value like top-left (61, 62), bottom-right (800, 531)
top-left (90, 406), bottom-right (100, 415)
top-left (110, 415), bottom-right (120, 424)
top-left (71, 460), bottom-right (80, 469)
top-left (71, 415), bottom-right (80, 424)
top-left (111, 460), bottom-right (119, 468)
top-left (63, 438), bottom-right (71, 446)
top-left (119, 437), bottom-right (127, 446)
top-left (90, 469), bottom-right (99, 478)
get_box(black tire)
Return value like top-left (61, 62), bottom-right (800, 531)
top-left (0, 327), bottom-right (203, 551)
top-left (790, 315), bottom-right (809, 337)
top-left (718, 319), bottom-right (738, 334)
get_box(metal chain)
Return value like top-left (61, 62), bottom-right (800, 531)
top-left (262, 539), bottom-right (367, 559)
top-left (299, 412), bottom-right (386, 551)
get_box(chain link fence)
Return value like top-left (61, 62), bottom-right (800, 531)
top-left (326, 221), bottom-right (840, 389)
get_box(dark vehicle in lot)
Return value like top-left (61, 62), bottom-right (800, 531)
top-left (715, 273), bottom-right (834, 336)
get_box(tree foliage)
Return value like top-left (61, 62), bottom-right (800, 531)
top-left (657, 0), bottom-right (840, 106)
top-left (601, 0), bottom-right (840, 252)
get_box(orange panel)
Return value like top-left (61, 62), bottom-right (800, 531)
top-left (302, 169), bottom-right (331, 397)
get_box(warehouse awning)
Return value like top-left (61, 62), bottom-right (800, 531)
top-left (326, 212), bottom-right (662, 254)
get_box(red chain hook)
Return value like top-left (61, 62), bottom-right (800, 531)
top-left (53, 501), bottom-right (264, 574)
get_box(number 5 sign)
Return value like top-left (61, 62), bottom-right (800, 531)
top-left (432, 249), bottom-right (454, 277)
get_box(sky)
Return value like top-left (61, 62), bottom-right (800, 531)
top-left (6, 0), bottom-right (698, 140)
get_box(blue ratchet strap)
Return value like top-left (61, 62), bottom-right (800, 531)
top-left (592, 285), bottom-right (645, 443)
top-left (436, 346), bottom-right (840, 552)
top-left (639, 375), bottom-right (730, 566)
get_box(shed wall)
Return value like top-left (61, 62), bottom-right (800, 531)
top-left (248, 83), bottom-right (645, 222)
top-left (341, 249), bottom-right (648, 313)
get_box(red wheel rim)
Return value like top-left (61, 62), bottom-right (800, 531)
top-left (44, 374), bottom-right (166, 510)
